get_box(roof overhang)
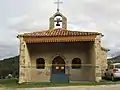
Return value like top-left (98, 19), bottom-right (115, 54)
top-left (23, 35), bottom-right (96, 43)
top-left (101, 47), bottom-right (110, 52)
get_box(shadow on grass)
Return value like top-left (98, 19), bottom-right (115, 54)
top-left (0, 79), bottom-right (120, 88)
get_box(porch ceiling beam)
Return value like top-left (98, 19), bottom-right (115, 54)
top-left (23, 35), bottom-right (96, 43)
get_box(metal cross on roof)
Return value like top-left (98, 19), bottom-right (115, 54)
top-left (54, 0), bottom-right (63, 12)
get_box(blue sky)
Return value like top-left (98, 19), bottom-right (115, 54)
top-left (0, 0), bottom-right (120, 59)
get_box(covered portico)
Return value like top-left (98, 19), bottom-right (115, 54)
top-left (18, 28), bottom-right (104, 83)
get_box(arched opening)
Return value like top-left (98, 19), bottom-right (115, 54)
top-left (72, 58), bottom-right (81, 69)
top-left (52, 56), bottom-right (65, 74)
top-left (36, 58), bottom-right (45, 69)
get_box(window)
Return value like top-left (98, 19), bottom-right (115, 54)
top-left (115, 64), bottom-right (120, 68)
top-left (72, 58), bottom-right (81, 69)
top-left (36, 58), bottom-right (45, 69)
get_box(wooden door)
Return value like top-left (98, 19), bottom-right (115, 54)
top-left (52, 56), bottom-right (65, 74)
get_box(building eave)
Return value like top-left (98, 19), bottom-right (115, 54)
top-left (23, 35), bottom-right (96, 43)
top-left (101, 47), bottom-right (110, 52)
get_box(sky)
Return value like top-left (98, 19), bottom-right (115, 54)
top-left (0, 0), bottom-right (120, 59)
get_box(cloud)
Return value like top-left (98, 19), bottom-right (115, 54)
top-left (0, 0), bottom-right (120, 59)
top-left (8, 15), bottom-right (48, 33)
top-left (0, 45), bottom-right (19, 60)
top-left (8, 15), bottom-right (28, 26)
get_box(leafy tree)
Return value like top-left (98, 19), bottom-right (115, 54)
top-left (0, 56), bottom-right (19, 79)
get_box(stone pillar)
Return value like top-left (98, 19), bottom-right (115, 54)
top-left (62, 16), bottom-right (67, 29)
top-left (94, 35), bottom-right (102, 82)
top-left (18, 37), bottom-right (31, 83)
top-left (49, 17), bottom-right (54, 30)
top-left (18, 37), bottom-right (26, 83)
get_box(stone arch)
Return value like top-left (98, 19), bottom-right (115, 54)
top-left (51, 54), bottom-right (66, 63)
top-left (49, 12), bottom-right (67, 29)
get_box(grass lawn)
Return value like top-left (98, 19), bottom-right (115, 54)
top-left (0, 79), bottom-right (120, 88)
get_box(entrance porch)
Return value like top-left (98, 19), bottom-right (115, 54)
top-left (21, 41), bottom-right (97, 83)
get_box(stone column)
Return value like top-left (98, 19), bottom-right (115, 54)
top-left (62, 16), bottom-right (67, 29)
top-left (49, 17), bottom-right (54, 30)
top-left (94, 35), bottom-right (102, 82)
top-left (18, 37), bottom-right (26, 83)
top-left (18, 37), bottom-right (31, 83)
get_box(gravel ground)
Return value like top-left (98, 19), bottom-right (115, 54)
top-left (1, 84), bottom-right (120, 90)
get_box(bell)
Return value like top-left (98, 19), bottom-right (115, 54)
top-left (56, 23), bottom-right (60, 26)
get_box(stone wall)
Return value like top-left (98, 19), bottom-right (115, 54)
top-left (94, 35), bottom-right (102, 82)
top-left (18, 37), bottom-right (31, 83)
top-left (26, 42), bottom-right (95, 82)
top-left (94, 35), bottom-right (108, 82)
top-left (100, 48), bottom-right (108, 76)
top-left (19, 38), bottom-right (108, 83)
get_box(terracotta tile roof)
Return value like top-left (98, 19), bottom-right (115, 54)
top-left (19, 28), bottom-right (102, 37)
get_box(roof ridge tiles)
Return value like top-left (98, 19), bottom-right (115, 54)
top-left (20, 28), bottom-right (102, 37)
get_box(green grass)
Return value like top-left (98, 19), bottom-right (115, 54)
top-left (0, 79), bottom-right (120, 88)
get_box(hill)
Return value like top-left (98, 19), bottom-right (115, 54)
top-left (0, 56), bottom-right (19, 79)
top-left (107, 55), bottom-right (120, 63)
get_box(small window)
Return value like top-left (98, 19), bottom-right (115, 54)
top-left (115, 64), bottom-right (120, 68)
top-left (36, 58), bottom-right (45, 69)
top-left (72, 58), bottom-right (81, 69)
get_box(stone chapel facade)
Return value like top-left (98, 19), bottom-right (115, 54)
top-left (17, 10), bottom-right (109, 83)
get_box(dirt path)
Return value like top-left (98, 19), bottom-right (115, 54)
top-left (1, 84), bottom-right (120, 90)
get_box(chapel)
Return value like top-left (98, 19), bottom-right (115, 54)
top-left (17, 1), bottom-right (109, 83)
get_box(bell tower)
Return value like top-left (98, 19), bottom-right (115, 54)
top-left (49, 0), bottom-right (67, 30)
